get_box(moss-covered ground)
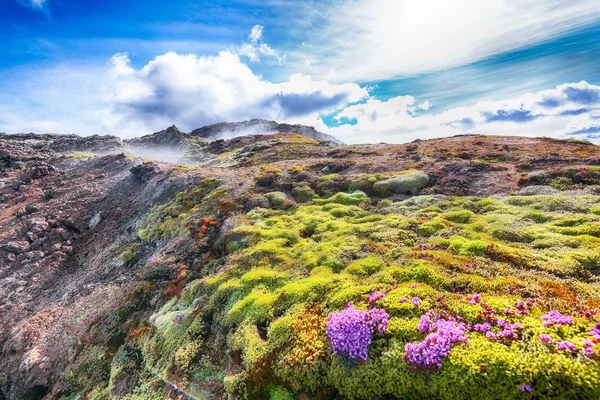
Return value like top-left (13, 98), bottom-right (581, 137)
top-left (60, 171), bottom-right (600, 400)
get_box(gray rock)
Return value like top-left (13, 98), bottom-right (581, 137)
top-left (4, 241), bottom-right (30, 253)
top-left (88, 212), bottom-right (102, 229)
top-left (28, 218), bottom-right (49, 234)
top-left (25, 251), bottom-right (45, 262)
top-left (25, 204), bottom-right (39, 214)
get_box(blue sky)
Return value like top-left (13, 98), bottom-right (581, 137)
top-left (1, 0), bottom-right (600, 143)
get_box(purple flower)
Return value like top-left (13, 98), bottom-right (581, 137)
top-left (418, 312), bottom-right (435, 333)
top-left (496, 328), bottom-right (518, 341)
top-left (519, 384), bottom-right (533, 393)
top-left (412, 297), bottom-right (421, 307)
top-left (590, 323), bottom-right (600, 339)
top-left (485, 331), bottom-right (496, 340)
top-left (399, 297), bottom-right (408, 303)
top-left (541, 310), bottom-right (573, 327)
top-left (410, 284), bottom-right (418, 289)
top-left (173, 314), bottom-right (183, 323)
top-left (539, 334), bottom-right (553, 344)
top-left (583, 339), bottom-right (594, 348)
top-left (556, 340), bottom-right (577, 352)
top-left (473, 323), bottom-right (489, 333)
top-left (218, 264), bottom-right (229, 273)
top-left (469, 294), bottom-right (481, 305)
top-left (503, 308), bottom-right (515, 316)
top-left (366, 291), bottom-right (386, 305)
top-left (473, 323), bottom-right (492, 333)
top-left (326, 304), bottom-right (389, 362)
top-left (497, 319), bottom-right (510, 329)
top-left (404, 318), bottom-right (468, 370)
top-left (583, 347), bottom-right (595, 358)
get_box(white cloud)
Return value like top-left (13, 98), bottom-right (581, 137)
top-left (248, 25), bottom-right (263, 44)
top-left (327, 81), bottom-right (600, 144)
top-left (232, 25), bottom-right (286, 65)
top-left (295, 0), bottom-right (600, 82)
top-left (102, 51), bottom-right (367, 137)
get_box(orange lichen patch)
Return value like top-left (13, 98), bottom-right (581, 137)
top-left (539, 281), bottom-right (578, 309)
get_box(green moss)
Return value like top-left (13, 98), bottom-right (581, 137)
top-left (265, 191), bottom-right (289, 207)
top-left (372, 171), bottom-right (429, 197)
top-left (121, 190), bottom-right (600, 399)
top-left (315, 190), bottom-right (370, 205)
top-left (344, 256), bottom-right (385, 276)
top-left (291, 185), bottom-right (316, 203)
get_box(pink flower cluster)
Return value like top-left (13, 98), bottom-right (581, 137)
top-left (326, 304), bottom-right (389, 362)
top-left (417, 243), bottom-right (440, 250)
top-left (366, 291), bottom-right (386, 306)
top-left (469, 294), bottom-right (482, 305)
top-left (404, 318), bottom-right (469, 370)
top-left (541, 310), bottom-right (573, 327)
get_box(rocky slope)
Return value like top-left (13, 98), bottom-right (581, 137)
top-left (0, 129), bottom-right (599, 400)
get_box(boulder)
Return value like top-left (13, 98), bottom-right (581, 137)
top-left (4, 241), bottom-right (30, 253)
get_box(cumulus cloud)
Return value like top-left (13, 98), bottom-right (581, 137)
top-left (328, 81), bottom-right (600, 144)
top-left (296, 0), bottom-right (600, 82)
top-left (232, 25), bottom-right (286, 65)
top-left (103, 51), bottom-right (368, 137)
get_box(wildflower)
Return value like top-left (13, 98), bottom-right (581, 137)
top-left (583, 339), bottom-right (594, 348)
top-left (539, 334), bottom-right (553, 344)
top-left (541, 310), bottom-right (573, 327)
top-left (404, 319), bottom-right (468, 370)
top-left (519, 384), bottom-right (533, 393)
top-left (399, 297), bottom-right (408, 303)
top-left (412, 297), bottom-right (421, 307)
top-left (418, 312), bottom-right (435, 333)
top-left (556, 340), bottom-right (577, 352)
top-left (485, 331), bottom-right (496, 340)
top-left (326, 304), bottom-right (389, 362)
top-left (583, 347), bottom-right (594, 358)
top-left (410, 284), bottom-right (418, 289)
top-left (496, 328), bottom-right (518, 341)
top-left (504, 308), bottom-right (515, 316)
top-left (497, 319), bottom-right (510, 329)
top-left (590, 323), bottom-right (600, 339)
top-left (366, 291), bottom-right (386, 306)
top-left (218, 264), bottom-right (229, 273)
top-left (469, 294), bottom-right (481, 305)
top-left (173, 314), bottom-right (183, 323)
top-left (473, 323), bottom-right (492, 333)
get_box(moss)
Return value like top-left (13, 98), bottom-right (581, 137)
top-left (315, 190), bottom-right (370, 205)
top-left (344, 256), bottom-right (385, 276)
top-left (265, 192), bottom-right (289, 207)
top-left (291, 185), bottom-right (316, 203)
top-left (119, 190), bottom-right (600, 400)
top-left (372, 171), bottom-right (429, 197)
top-left (269, 386), bottom-right (294, 400)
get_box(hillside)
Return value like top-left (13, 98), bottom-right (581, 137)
top-left (0, 130), bottom-right (599, 399)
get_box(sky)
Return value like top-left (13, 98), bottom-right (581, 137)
top-left (1, 0), bottom-right (600, 144)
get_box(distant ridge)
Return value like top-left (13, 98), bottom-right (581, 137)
top-left (189, 119), bottom-right (344, 144)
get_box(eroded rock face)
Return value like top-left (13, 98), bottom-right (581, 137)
top-left (0, 146), bottom-right (187, 399)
